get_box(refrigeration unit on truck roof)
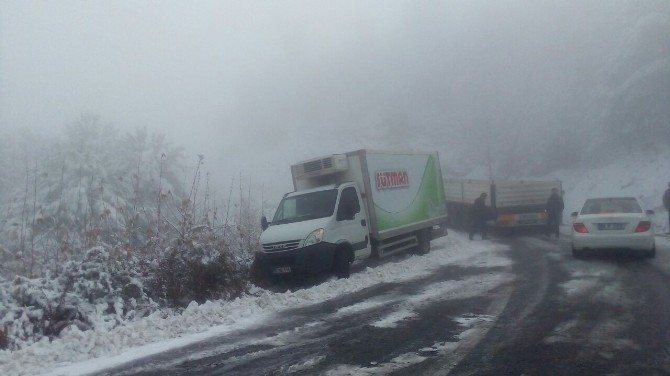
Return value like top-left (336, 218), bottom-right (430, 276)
top-left (291, 154), bottom-right (349, 178)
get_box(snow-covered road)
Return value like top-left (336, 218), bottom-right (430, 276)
top-left (1, 232), bottom-right (512, 376)
top-left (99, 234), bottom-right (670, 375)
top-left (447, 234), bottom-right (670, 375)
top-left (4, 232), bottom-right (670, 375)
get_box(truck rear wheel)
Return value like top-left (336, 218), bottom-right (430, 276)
top-left (416, 229), bottom-right (431, 255)
top-left (333, 248), bottom-right (351, 279)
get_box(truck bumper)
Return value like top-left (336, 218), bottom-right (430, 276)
top-left (255, 242), bottom-right (338, 275)
top-left (495, 212), bottom-right (548, 227)
top-left (572, 232), bottom-right (655, 252)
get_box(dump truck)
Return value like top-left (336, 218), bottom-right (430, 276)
top-left (255, 150), bottom-right (448, 279)
top-left (444, 178), bottom-right (562, 230)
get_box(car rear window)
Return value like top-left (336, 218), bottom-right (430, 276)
top-left (580, 198), bottom-right (642, 215)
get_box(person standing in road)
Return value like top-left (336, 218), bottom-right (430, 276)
top-left (546, 188), bottom-right (564, 238)
top-left (664, 182), bottom-right (670, 231)
top-left (469, 192), bottom-right (488, 240)
top-left (560, 189), bottom-right (566, 225)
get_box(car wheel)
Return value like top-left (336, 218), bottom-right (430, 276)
top-left (333, 248), bottom-right (351, 279)
top-left (647, 246), bottom-right (656, 259)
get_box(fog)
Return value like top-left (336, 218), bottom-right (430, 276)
top-left (1, 0), bottom-right (668, 200)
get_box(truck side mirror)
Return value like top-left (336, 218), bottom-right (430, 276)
top-left (261, 216), bottom-right (269, 231)
top-left (571, 212), bottom-right (579, 217)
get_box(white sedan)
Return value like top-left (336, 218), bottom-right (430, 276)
top-left (570, 197), bottom-right (656, 258)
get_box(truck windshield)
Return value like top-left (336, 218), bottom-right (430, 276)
top-left (272, 189), bottom-right (338, 224)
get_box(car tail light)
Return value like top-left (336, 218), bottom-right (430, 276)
top-left (635, 221), bottom-right (651, 233)
top-left (573, 222), bottom-right (589, 233)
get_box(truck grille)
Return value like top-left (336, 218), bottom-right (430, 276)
top-left (262, 240), bottom-right (301, 252)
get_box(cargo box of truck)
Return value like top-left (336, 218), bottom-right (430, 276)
top-left (444, 178), bottom-right (562, 230)
top-left (255, 150), bottom-right (448, 280)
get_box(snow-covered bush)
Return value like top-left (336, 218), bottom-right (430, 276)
top-left (0, 115), bottom-right (265, 350)
top-left (0, 116), bottom-right (187, 279)
top-left (150, 227), bottom-right (247, 308)
top-left (0, 246), bottom-right (158, 350)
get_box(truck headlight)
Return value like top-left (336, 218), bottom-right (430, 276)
top-left (304, 228), bottom-right (325, 246)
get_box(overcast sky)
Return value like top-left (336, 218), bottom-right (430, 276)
top-left (0, 0), bottom-right (630, 202)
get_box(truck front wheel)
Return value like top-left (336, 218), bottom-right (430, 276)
top-left (333, 248), bottom-right (351, 279)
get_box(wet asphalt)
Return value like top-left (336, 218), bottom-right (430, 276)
top-left (94, 233), bottom-right (670, 376)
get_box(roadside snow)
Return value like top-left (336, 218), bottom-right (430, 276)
top-left (0, 232), bottom-right (509, 376)
top-left (285, 355), bottom-right (327, 373)
top-left (454, 313), bottom-right (495, 329)
top-left (331, 297), bottom-right (392, 318)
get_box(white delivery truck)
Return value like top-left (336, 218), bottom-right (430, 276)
top-left (444, 178), bottom-right (562, 230)
top-left (255, 150), bottom-right (448, 279)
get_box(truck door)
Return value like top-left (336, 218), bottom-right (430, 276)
top-left (336, 186), bottom-right (371, 260)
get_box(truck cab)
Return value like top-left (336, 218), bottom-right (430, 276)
top-left (257, 182), bottom-right (371, 278)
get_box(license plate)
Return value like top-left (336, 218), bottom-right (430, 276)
top-left (598, 223), bottom-right (625, 230)
top-left (273, 266), bottom-right (292, 274)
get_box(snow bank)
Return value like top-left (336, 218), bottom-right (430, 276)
top-left (0, 232), bottom-right (509, 376)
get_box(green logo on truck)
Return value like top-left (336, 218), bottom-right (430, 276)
top-left (374, 155), bottom-right (446, 231)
